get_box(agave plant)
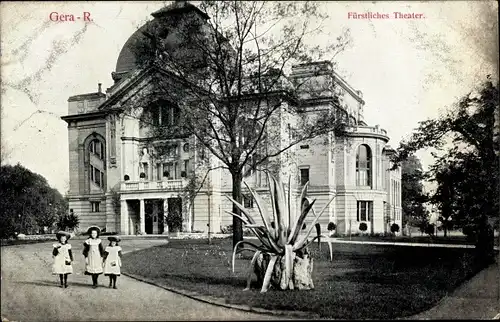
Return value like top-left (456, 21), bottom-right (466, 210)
top-left (226, 172), bottom-right (336, 293)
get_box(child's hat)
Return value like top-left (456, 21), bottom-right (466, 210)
top-left (108, 235), bottom-right (121, 242)
top-left (56, 231), bottom-right (71, 240)
top-left (86, 226), bottom-right (101, 235)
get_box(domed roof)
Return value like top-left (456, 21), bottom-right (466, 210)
top-left (115, 1), bottom-right (209, 74)
top-left (115, 23), bottom-right (152, 74)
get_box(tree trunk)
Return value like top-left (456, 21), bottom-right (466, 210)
top-left (476, 215), bottom-right (494, 264)
top-left (253, 251), bottom-right (314, 291)
top-left (231, 171), bottom-right (244, 248)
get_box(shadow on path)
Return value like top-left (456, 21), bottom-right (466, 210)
top-left (15, 280), bottom-right (97, 289)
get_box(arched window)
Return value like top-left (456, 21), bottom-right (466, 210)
top-left (85, 134), bottom-right (106, 192)
top-left (356, 144), bottom-right (372, 187)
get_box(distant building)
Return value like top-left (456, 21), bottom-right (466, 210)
top-left (61, 2), bottom-right (402, 235)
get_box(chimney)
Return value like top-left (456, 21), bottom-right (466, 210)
top-left (98, 83), bottom-right (102, 93)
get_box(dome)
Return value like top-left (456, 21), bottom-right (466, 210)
top-left (114, 1), bottom-right (209, 75)
top-left (115, 23), bottom-right (152, 74)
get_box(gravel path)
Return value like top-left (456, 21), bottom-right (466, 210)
top-left (1, 240), bottom-right (279, 321)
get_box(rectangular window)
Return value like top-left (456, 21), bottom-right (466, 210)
top-left (94, 168), bottom-right (101, 186)
top-left (156, 163), bottom-right (162, 180)
top-left (163, 162), bottom-right (173, 178)
top-left (96, 142), bottom-right (102, 159)
top-left (174, 162), bottom-right (178, 179)
top-left (300, 168), bottom-right (310, 186)
top-left (91, 201), bottom-right (100, 212)
top-left (184, 159), bottom-right (190, 174)
top-left (356, 170), bottom-right (368, 186)
top-left (357, 201), bottom-right (373, 222)
top-left (90, 165), bottom-right (95, 182)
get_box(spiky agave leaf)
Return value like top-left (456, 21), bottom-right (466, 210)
top-left (293, 195), bottom-right (337, 251)
top-left (244, 250), bottom-right (262, 291)
top-left (272, 175), bottom-right (288, 234)
top-left (232, 240), bottom-right (267, 273)
top-left (261, 254), bottom-right (279, 293)
top-left (315, 223), bottom-right (321, 250)
top-left (225, 211), bottom-right (282, 254)
top-left (225, 195), bottom-right (257, 225)
top-left (283, 244), bottom-right (293, 287)
top-left (266, 172), bottom-right (280, 239)
top-left (287, 199), bottom-right (316, 244)
top-left (287, 184), bottom-right (310, 243)
top-left (301, 234), bottom-right (333, 261)
top-left (243, 181), bottom-right (275, 239)
top-left (287, 175), bottom-right (293, 239)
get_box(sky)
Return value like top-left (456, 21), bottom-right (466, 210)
top-left (1, 1), bottom-right (498, 194)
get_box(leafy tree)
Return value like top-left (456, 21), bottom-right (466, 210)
top-left (359, 222), bottom-right (367, 233)
top-left (0, 163), bottom-right (67, 238)
top-left (125, 1), bottom-right (351, 247)
top-left (401, 155), bottom-right (429, 231)
top-left (392, 78), bottom-right (499, 261)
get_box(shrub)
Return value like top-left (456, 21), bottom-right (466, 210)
top-left (101, 231), bottom-right (118, 236)
top-left (56, 213), bottom-right (80, 232)
top-left (425, 223), bottom-right (436, 236)
top-left (327, 222), bottom-right (336, 231)
top-left (139, 172), bottom-right (146, 179)
top-left (359, 222), bottom-right (368, 232)
top-left (166, 211), bottom-right (183, 232)
top-left (391, 223), bottom-right (400, 233)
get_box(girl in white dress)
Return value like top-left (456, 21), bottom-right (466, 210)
top-left (103, 236), bottom-right (122, 289)
top-left (52, 231), bottom-right (73, 288)
top-left (82, 226), bottom-right (104, 288)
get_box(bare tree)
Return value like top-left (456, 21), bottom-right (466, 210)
top-left (123, 1), bottom-right (351, 247)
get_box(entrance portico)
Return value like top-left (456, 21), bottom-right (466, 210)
top-left (120, 192), bottom-right (185, 235)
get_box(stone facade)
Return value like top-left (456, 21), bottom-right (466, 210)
top-left (61, 4), bottom-right (402, 236)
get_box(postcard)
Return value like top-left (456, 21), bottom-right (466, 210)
top-left (1, 1), bottom-right (498, 321)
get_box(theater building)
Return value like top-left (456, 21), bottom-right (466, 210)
top-left (62, 2), bottom-right (402, 236)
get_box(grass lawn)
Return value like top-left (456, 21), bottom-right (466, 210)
top-left (336, 234), bottom-right (500, 246)
top-left (122, 238), bottom-right (487, 319)
top-left (0, 239), bottom-right (53, 246)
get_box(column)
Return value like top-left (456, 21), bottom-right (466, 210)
top-left (152, 201), bottom-right (159, 234)
top-left (163, 198), bottom-right (169, 235)
top-left (139, 199), bottom-right (145, 234)
top-left (120, 200), bottom-right (129, 235)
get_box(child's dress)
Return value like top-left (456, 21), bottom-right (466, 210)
top-left (83, 238), bottom-right (104, 275)
top-left (103, 246), bottom-right (122, 276)
top-left (52, 243), bottom-right (73, 275)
